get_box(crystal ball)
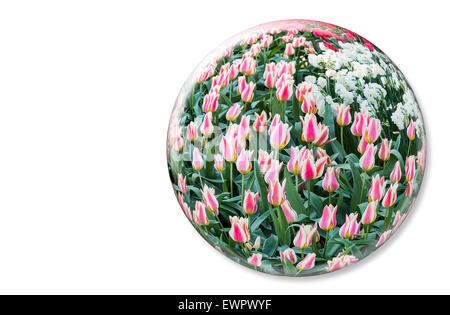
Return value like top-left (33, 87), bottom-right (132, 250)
top-left (167, 20), bottom-right (426, 276)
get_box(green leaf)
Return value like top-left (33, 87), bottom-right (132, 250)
top-left (283, 169), bottom-right (306, 215)
top-left (262, 235), bottom-right (279, 257)
top-left (251, 210), bottom-right (272, 231)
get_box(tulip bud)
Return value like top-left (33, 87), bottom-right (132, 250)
top-left (241, 81), bottom-right (256, 102)
top-left (336, 104), bottom-right (352, 126)
top-left (322, 167), bottom-right (339, 193)
top-left (339, 213), bottom-right (360, 239)
top-left (364, 118), bottom-right (381, 143)
top-left (287, 146), bottom-right (302, 175)
top-left (300, 113), bottom-right (318, 143)
top-left (326, 254), bottom-right (358, 272)
top-left (405, 156), bottom-right (416, 182)
top-left (229, 216), bottom-right (250, 243)
top-left (378, 139), bottom-right (392, 161)
top-left (313, 123), bottom-right (329, 147)
top-left (264, 159), bottom-right (283, 184)
top-left (253, 111), bottom-right (269, 133)
top-left (359, 143), bottom-right (377, 172)
top-left (236, 150), bottom-right (253, 174)
top-left (200, 112), bottom-right (214, 137)
top-left (269, 121), bottom-right (292, 150)
top-left (284, 43), bottom-right (295, 57)
top-left (226, 104), bottom-right (242, 122)
top-left (173, 136), bottom-right (184, 152)
top-left (247, 253), bottom-right (262, 267)
top-left (406, 180), bottom-right (414, 197)
top-left (192, 147), bottom-right (204, 171)
top-left (351, 111), bottom-right (369, 137)
top-left (293, 224), bottom-right (318, 250)
top-left (193, 201), bottom-right (209, 226)
top-left (375, 230), bottom-right (392, 248)
top-left (382, 183), bottom-right (399, 208)
top-left (407, 119), bottom-right (416, 141)
top-left (296, 253), bottom-right (316, 271)
top-left (275, 75), bottom-right (294, 102)
top-left (253, 236), bottom-right (261, 250)
top-left (390, 161), bottom-right (401, 183)
top-left (299, 151), bottom-right (316, 181)
top-left (319, 204), bottom-right (337, 231)
top-left (267, 178), bottom-right (286, 207)
top-left (177, 173), bottom-right (187, 194)
top-left (243, 190), bottom-right (259, 215)
top-left (258, 149), bottom-right (273, 174)
top-left (301, 96), bottom-right (317, 114)
top-left (280, 248), bottom-right (298, 264)
top-left (368, 175), bottom-right (386, 202)
top-left (281, 200), bottom-right (298, 224)
top-left (201, 184), bottom-right (219, 216)
top-left (219, 135), bottom-right (237, 162)
top-left (214, 154), bottom-right (224, 172)
top-left (357, 136), bottom-right (369, 154)
top-left (361, 201), bottom-right (378, 225)
top-left (187, 121), bottom-right (198, 142)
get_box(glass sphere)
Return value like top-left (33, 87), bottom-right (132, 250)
top-left (167, 20), bottom-right (426, 276)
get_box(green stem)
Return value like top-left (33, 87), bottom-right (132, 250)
top-left (241, 173), bottom-right (245, 207)
top-left (340, 125), bottom-right (344, 151)
top-left (295, 175), bottom-right (299, 193)
top-left (359, 172), bottom-right (367, 203)
top-left (219, 172), bottom-right (228, 193)
top-left (323, 230), bottom-right (329, 258)
top-left (407, 139), bottom-right (411, 157)
top-left (301, 249), bottom-right (304, 259)
top-left (198, 171), bottom-right (204, 188)
top-left (307, 180), bottom-right (311, 216)
top-left (229, 162), bottom-right (233, 197)
top-left (215, 214), bottom-right (228, 239)
top-left (384, 206), bottom-right (393, 231)
top-left (328, 191), bottom-right (332, 205)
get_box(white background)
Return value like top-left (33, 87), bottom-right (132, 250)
top-left (0, 0), bottom-right (448, 294)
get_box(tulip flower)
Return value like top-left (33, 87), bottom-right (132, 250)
top-left (382, 183), bottom-right (399, 230)
top-left (295, 81), bottom-right (313, 103)
top-left (280, 248), bottom-right (298, 264)
top-left (243, 190), bottom-right (259, 215)
top-left (284, 43), bottom-right (295, 57)
top-left (237, 76), bottom-right (247, 95)
top-left (201, 184), bottom-right (219, 216)
top-left (268, 114), bottom-right (281, 135)
top-left (181, 201), bottom-right (192, 221)
top-left (361, 201), bottom-right (378, 225)
top-left (173, 136), bottom-right (183, 152)
top-left (264, 70), bottom-right (276, 89)
top-left (313, 123), bottom-right (329, 147)
top-left (202, 91), bottom-right (219, 113)
top-left (247, 253), bottom-right (262, 267)
top-left (390, 161), bottom-right (402, 183)
top-left (241, 81), bottom-right (256, 103)
top-left (275, 74), bottom-right (294, 102)
top-left (253, 111), bottom-right (269, 133)
top-left (319, 205), bottom-right (337, 231)
top-left (375, 230), bottom-right (392, 248)
top-left (407, 119), bottom-right (416, 141)
top-left (336, 104), bottom-right (351, 126)
top-left (292, 36), bottom-right (306, 47)
top-left (368, 175), bottom-right (386, 202)
top-left (177, 173), bottom-right (187, 194)
top-left (359, 143), bottom-right (377, 172)
top-left (296, 253), bottom-right (316, 271)
top-left (269, 121), bottom-right (292, 150)
top-left (236, 150), bottom-right (253, 174)
top-left (214, 154), bottom-right (224, 172)
top-left (357, 136), bottom-right (369, 154)
top-left (229, 216), bottom-right (250, 243)
top-left (364, 118), bottom-right (381, 143)
top-left (258, 149), bottom-right (273, 174)
top-left (187, 121), bottom-right (198, 142)
top-left (264, 159), bottom-right (283, 184)
top-left (405, 156), bottom-right (416, 182)
top-left (300, 96), bottom-right (318, 114)
top-left (339, 213), bottom-right (360, 240)
top-left (392, 211), bottom-right (406, 234)
top-left (219, 135), bottom-right (238, 163)
top-left (226, 103), bottom-right (242, 122)
top-left (192, 147), bottom-right (204, 171)
top-left (326, 254), bottom-right (358, 272)
top-left (200, 112), bottom-right (214, 137)
top-left (281, 200), bottom-right (298, 224)
top-left (287, 146), bottom-right (302, 175)
top-left (378, 139), bottom-right (392, 161)
top-left (267, 178), bottom-right (286, 207)
top-left (351, 110), bottom-right (369, 137)
top-left (293, 223), bottom-right (318, 251)
top-left (406, 180), bottom-right (414, 198)
top-left (300, 113), bottom-right (318, 143)
top-left (193, 201), bottom-right (209, 226)
top-left (322, 167), bottom-right (340, 193)
top-left (253, 236), bottom-right (261, 250)
top-left (239, 56), bottom-right (256, 76)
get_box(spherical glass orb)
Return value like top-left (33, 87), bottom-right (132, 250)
top-left (167, 19), bottom-right (426, 276)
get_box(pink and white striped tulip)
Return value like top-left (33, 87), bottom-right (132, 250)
top-left (247, 253), bottom-right (262, 267)
top-left (406, 180), bottom-right (414, 197)
top-left (267, 178), bottom-right (286, 207)
top-left (243, 190), bottom-right (259, 215)
top-left (269, 121), bottom-right (292, 150)
top-left (258, 149), bottom-right (273, 174)
top-left (239, 56), bottom-right (256, 76)
top-left (187, 121), bottom-right (198, 142)
top-left (200, 112), bottom-right (214, 137)
top-left (226, 103), bottom-right (242, 122)
top-left (301, 96), bottom-right (318, 114)
top-left (229, 216), bottom-right (250, 243)
top-left (357, 136), bottom-right (369, 154)
top-left (264, 70), bottom-right (276, 89)
top-left (295, 81), bottom-right (313, 103)
top-left (319, 205), bottom-right (337, 231)
top-left (382, 183), bottom-right (399, 208)
top-left (201, 184), bottom-right (219, 216)
top-left (173, 136), bottom-right (183, 152)
top-left (292, 36), bottom-right (306, 47)
top-left (236, 150), bottom-right (253, 174)
top-left (287, 146), bottom-right (302, 175)
top-left (300, 113), bottom-right (318, 143)
top-left (417, 148), bottom-right (425, 173)
top-left (253, 111), bottom-right (269, 133)
top-left (364, 118), bottom-right (381, 143)
top-left (280, 248), bottom-right (297, 264)
top-left (407, 119), bottom-right (416, 141)
top-left (284, 43), bottom-right (295, 57)
top-left (181, 201), bottom-right (192, 221)
top-left (361, 201), bottom-right (378, 225)
top-left (368, 175), bottom-right (386, 202)
top-left (177, 173), bottom-right (187, 194)
top-left (241, 81), bottom-right (256, 103)
top-left (339, 213), bottom-right (360, 239)
top-left (264, 159), bottom-right (283, 184)
top-left (293, 224), bottom-right (318, 249)
top-left (202, 91), bottom-right (219, 113)
top-left (296, 253), bottom-right (316, 271)
top-left (299, 150), bottom-right (316, 181)
top-left (351, 111), bottom-right (370, 137)
top-left (359, 143), bottom-right (377, 172)
top-left (193, 201), bottom-right (209, 226)
top-left (268, 114), bottom-right (281, 135)
top-left (275, 74), bottom-right (294, 102)
top-left (281, 200), bottom-right (298, 224)
top-left (336, 104), bottom-right (352, 126)
top-left (238, 115), bottom-right (251, 140)
top-left (313, 123), bottom-right (329, 147)
top-left (322, 167), bottom-right (340, 193)
top-left (214, 154), bottom-right (224, 172)
top-left (219, 135), bottom-right (238, 162)
top-left (390, 161), bottom-right (402, 183)
top-left (237, 76), bottom-right (247, 95)
top-left (405, 156), bottom-right (416, 182)
top-left (378, 139), bottom-right (392, 161)
top-left (192, 147), bottom-right (204, 171)
top-left (326, 255), bottom-right (358, 272)
top-left (375, 230), bottom-right (392, 248)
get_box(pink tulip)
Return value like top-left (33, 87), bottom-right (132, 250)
top-left (319, 205), bottom-right (337, 231)
top-left (378, 139), bottom-right (392, 161)
top-left (238, 115), bottom-right (251, 140)
top-left (292, 36), bottom-right (306, 47)
top-left (368, 175), bottom-right (386, 202)
top-left (300, 113), bottom-right (318, 143)
top-left (301, 96), bottom-right (317, 114)
top-left (201, 184), bottom-right (219, 216)
top-left (247, 253), bottom-right (262, 267)
top-left (214, 154), bottom-right (224, 172)
top-left (313, 123), bottom-right (329, 147)
top-left (193, 201), bottom-right (209, 226)
top-left (269, 121), bottom-right (292, 150)
top-left (200, 112), bottom-right (214, 137)
top-left (392, 211), bottom-right (406, 234)
top-left (364, 118), bottom-right (381, 143)
top-left (406, 180), bottom-right (414, 197)
top-left (407, 119), bottom-right (416, 141)
top-left (287, 146), bottom-right (302, 175)
top-left (181, 201), bottom-right (192, 221)
top-left (326, 254), bottom-right (358, 272)
top-left (322, 167), bottom-right (339, 193)
top-left (390, 161), bottom-right (402, 183)
top-left (405, 156), bottom-right (416, 182)
top-left (417, 148), bottom-right (425, 173)
top-left (336, 104), bottom-right (352, 126)
top-left (177, 173), bottom-right (187, 194)
top-left (280, 248), bottom-right (298, 264)
top-left (361, 201), bottom-right (378, 225)
top-left (187, 121), bottom-right (198, 142)
top-left (192, 147), bottom-right (204, 171)
top-left (284, 43), bottom-right (295, 57)
top-left (264, 159), bottom-right (283, 184)
top-left (351, 111), bottom-right (369, 137)
top-left (281, 200), bottom-right (298, 224)
top-left (228, 63), bottom-right (239, 80)
top-left (239, 56), bottom-right (256, 76)
top-left (243, 190), bottom-right (259, 215)
top-left (382, 183), bottom-right (399, 208)
top-left (299, 151), bottom-right (316, 181)
top-left (226, 104), bottom-right (242, 122)
top-left (295, 82), bottom-right (313, 103)
top-left (339, 213), bottom-right (360, 239)
top-left (357, 136), bottom-right (369, 154)
top-left (268, 114), bottom-right (281, 135)
top-left (236, 150), bottom-right (253, 174)
top-left (237, 76), bottom-right (247, 95)
top-left (173, 136), bottom-right (183, 152)
top-left (293, 224), bottom-right (318, 250)
top-left (202, 91), bottom-right (219, 113)
top-left (376, 230), bottom-right (392, 248)
top-left (267, 178), bottom-right (286, 207)
top-left (253, 111), bottom-right (269, 133)
top-left (241, 81), bottom-right (256, 103)
top-left (296, 253), bottom-right (316, 271)
top-left (258, 149), bottom-right (273, 174)
top-left (359, 143), bottom-right (377, 171)
top-left (219, 135), bottom-right (237, 162)
top-left (264, 70), bottom-right (276, 89)
top-left (229, 216), bottom-right (250, 243)
top-left (275, 74), bottom-right (294, 102)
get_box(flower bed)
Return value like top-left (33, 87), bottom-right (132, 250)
top-left (167, 20), bottom-right (426, 276)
